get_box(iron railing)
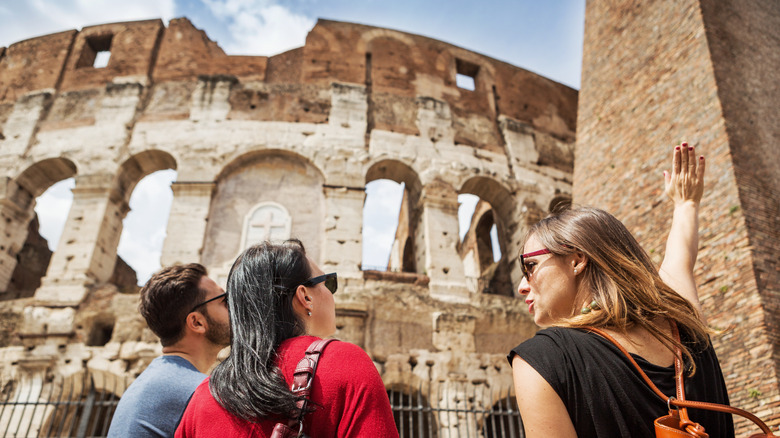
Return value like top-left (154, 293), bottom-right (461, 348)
top-left (388, 384), bottom-right (524, 438)
top-left (0, 373), bottom-right (126, 438)
top-left (0, 375), bottom-right (523, 437)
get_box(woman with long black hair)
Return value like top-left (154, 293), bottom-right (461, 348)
top-left (176, 240), bottom-right (398, 437)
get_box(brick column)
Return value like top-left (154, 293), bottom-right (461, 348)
top-left (160, 181), bottom-right (215, 266)
top-left (577, 0), bottom-right (780, 431)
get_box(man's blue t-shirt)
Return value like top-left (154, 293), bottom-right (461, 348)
top-left (107, 355), bottom-right (206, 438)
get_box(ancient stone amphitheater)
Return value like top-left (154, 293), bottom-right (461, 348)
top-left (1, 1), bottom-right (778, 436)
top-left (0, 16), bottom-right (576, 436)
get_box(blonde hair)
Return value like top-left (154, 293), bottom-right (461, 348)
top-left (525, 206), bottom-right (709, 374)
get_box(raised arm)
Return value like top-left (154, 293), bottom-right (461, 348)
top-left (659, 142), bottom-right (705, 317)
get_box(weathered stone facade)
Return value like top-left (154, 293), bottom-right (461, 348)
top-left (577, 0), bottom-right (780, 434)
top-left (0, 18), bottom-right (575, 435)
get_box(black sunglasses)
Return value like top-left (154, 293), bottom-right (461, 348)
top-left (300, 273), bottom-right (338, 294)
top-left (190, 293), bottom-right (227, 313)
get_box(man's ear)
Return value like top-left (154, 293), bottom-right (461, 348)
top-left (185, 311), bottom-right (207, 335)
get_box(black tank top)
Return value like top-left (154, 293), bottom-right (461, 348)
top-left (508, 327), bottom-right (735, 437)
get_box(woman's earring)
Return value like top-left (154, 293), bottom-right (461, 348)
top-left (307, 310), bottom-right (312, 316)
top-left (581, 300), bottom-right (600, 314)
top-left (574, 268), bottom-right (578, 274)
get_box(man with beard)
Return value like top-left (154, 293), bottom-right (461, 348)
top-left (108, 263), bottom-right (230, 438)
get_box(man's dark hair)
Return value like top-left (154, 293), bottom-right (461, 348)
top-left (138, 263), bottom-right (208, 346)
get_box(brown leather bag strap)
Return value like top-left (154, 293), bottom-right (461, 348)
top-left (584, 326), bottom-right (774, 435)
top-left (284, 338), bottom-right (337, 436)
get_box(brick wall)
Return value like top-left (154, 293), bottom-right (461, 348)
top-left (0, 31), bottom-right (75, 103)
top-left (576, 0), bottom-right (779, 434)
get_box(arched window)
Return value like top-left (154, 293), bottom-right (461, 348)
top-left (458, 195), bottom-right (509, 296)
top-left (363, 179), bottom-right (405, 271)
top-left (242, 202), bottom-right (292, 249)
top-left (117, 169), bottom-right (176, 286)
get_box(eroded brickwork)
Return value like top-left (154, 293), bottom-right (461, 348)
top-left (577, 0), bottom-right (779, 434)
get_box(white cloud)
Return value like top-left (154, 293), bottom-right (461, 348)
top-left (201, 0), bottom-right (314, 55)
top-left (1, 0), bottom-right (175, 47)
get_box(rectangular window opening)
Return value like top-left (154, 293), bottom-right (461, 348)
top-left (456, 58), bottom-right (480, 91)
top-left (76, 34), bottom-right (113, 69)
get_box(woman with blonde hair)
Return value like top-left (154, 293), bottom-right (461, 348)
top-left (509, 144), bottom-right (735, 437)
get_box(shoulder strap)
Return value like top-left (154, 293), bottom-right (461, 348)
top-left (585, 326), bottom-right (773, 435)
top-left (286, 338), bottom-right (337, 434)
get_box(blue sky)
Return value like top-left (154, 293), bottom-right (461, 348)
top-left (0, 0), bottom-right (585, 283)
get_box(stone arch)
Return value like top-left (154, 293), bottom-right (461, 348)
top-left (459, 176), bottom-right (515, 247)
top-left (15, 158), bottom-right (79, 200)
top-left (365, 160), bottom-right (423, 273)
top-left (357, 30), bottom-right (425, 68)
top-left (113, 150), bottom-right (177, 204)
top-left (215, 148), bottom-right (325, 184)
top-left (98, 150), bottom-right (177, 282)
top-left (365, 159), bottom-right (422, 200)
top-left (458, 177), bottom-right (516, 296)
top-left (202, 149), bottom-right (326, 284)
top-left (0, 158), bottom-right (77, 295)
top-left (32, 150), bottom-right (177, 304)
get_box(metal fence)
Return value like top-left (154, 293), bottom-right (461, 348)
top-left (388, 384), bottom-right (524, 438)
top-left (1, 375), bottom-right (523, 438)
top-left (0, 373), bottom-right (125, 438)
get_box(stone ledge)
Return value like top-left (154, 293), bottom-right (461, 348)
top-left (362, 270), bottom-right (429, 286)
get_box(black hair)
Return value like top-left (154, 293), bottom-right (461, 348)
top-left (209, 239), bottom-right (312, 421)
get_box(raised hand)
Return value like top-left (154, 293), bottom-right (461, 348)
top-left (664, 142), bottom-right (705, 206)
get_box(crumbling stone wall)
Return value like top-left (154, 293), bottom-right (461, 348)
top-left (0, 17), bottom-right (574, 435)
top-left (576, 0), bottom-right (780, 434)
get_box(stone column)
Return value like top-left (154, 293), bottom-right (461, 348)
top-left (0, 177), bottom-right (35, 293)
top-left (419, 183), bottom-right (468, 302)
top-left (321, 185), bottom-right (364, 280)
top-left (34, 174), bottom-right (128, 306)
top-left (160, 181), bottom-right (215, 266)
